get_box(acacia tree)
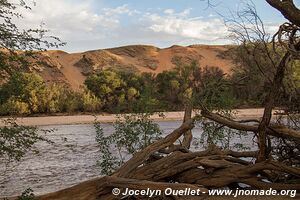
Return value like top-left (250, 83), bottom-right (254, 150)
top-left (215, 1), bottom-right (300, 162)
top-left (0, 0), bottom-right (63, 163)
top-left (204, 0), bottom-right (300, 162)
top-left (0, 0), bottom-right (65, 76)
top-left (267, 0), bottom-right (300, 27)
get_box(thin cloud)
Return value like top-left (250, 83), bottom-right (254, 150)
top-left (15, 1), bottom-right (232, 52)
top-left (144, 13), bottom-right (229, 41)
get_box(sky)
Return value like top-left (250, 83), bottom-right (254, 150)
top-left (17, 0), bottom-right (300, 52)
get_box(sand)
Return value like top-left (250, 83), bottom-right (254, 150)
top-left (33, 45), bottom-right (235, 91)
top-left (0, 108), bottom-right (279, 127)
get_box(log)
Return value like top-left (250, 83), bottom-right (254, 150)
top-left (176, 159), bottom-right (300, 189)
top-left (8, 109), bottom-right (300, 200)
top-left (27, 152), bottom-right (299, 200)
top-left (113, 118), bottom-right (195, 178)
top-left (201, 109), bottom-right (300, 142)
top-left (182, 106), bottom-right (193, 149)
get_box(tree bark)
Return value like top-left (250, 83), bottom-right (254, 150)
top-left (201, 109), bottom-right (300, 142)
top-left (266, 0), bottom-right (300, 27)
top-left (257, 52), bottom-right (291, 161)
top-left (182, 105), bottom-right (193, 149)
top-left (113, 118), bottom-right (195, 178)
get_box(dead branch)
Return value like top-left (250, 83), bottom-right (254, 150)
top-left (266, 0), bottom-right (300, 27)
top-left (182, 106), bottom-right (193, 149)
top-left (201, 109), bottom-right (300, 142)
top-left (113, 118), bottom-right (195, 178)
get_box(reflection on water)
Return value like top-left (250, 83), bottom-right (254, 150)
top-left (0, 121), bottom-right (255, 197)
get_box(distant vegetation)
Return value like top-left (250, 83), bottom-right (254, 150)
top-left (0, 60), bottom-right (235, 115)
top-left (0, 72), bottom-right (101, 115)
top-left (1, 52), bottom-right (299, 116)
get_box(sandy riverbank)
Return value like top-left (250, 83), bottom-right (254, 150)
top-left (0, 108), bottom-right (282, 127)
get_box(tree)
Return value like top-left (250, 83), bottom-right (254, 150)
top-left (90, 1), bottom-right (298, 198)
top-left (0, 72), bottom-right (46, 114)
top-left (204, 0), bottom-right (300, 162)
top-left (0, 119), bottom-right (51, 162)
top-left (0, 0), bottom-right (65, 76)
top-left (96, 114), bottom-right (162, 175)
top-left (0, 0), bottom-right (63, 163)
top-left (84, 70), bottom-right (126, 112)
top-left (266, 0), bottom-right (300, 27)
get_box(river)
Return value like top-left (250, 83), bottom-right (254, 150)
top-left (0, 121), bottom-right (255, 197)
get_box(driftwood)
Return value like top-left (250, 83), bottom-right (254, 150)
top-left (201, 109), bottom-right (300, 143)
top-left (30, 108), bottom-right (300, 200)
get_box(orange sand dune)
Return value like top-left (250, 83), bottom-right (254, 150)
top-left (3, 44), bottom-right (235, 90)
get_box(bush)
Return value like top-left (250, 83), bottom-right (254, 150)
top-left (17, 188), bottom-right (36, 200)
top-left (95, 113), bottom-right (162, 175)
top-left (0, 97), bottom-right (30, 115)
top-left (0, 119), bottom-right (52, 162)
top-left (81, 90), bottom-right (101, 112)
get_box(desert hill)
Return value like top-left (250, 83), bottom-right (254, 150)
top-left (3, 44), bottom-right (235, 90)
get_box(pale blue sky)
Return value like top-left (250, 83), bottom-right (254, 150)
top-left (19, 0), bottom-right (300, 52)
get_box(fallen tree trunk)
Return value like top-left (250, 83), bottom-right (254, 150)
top-left (201, 109), bottom-right (300, 143)
top-left (34, 151), bottom-right (299, 200)
top-left (113, 118), bottom-right (195, 178)
top-left (7, 109), bottom-right (299, 200)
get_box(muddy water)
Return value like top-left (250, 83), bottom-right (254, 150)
top-left (0, 121), bottom-right (255, 197)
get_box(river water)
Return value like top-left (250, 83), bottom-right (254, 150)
top-left (0, 121), bottom-right (255, 197)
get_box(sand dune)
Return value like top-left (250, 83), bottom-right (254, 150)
top-left (5, 44), bottom-right (235, 90)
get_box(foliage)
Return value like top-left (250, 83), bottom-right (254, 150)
top-left (0, 119), bottom-right (52, 162)
top-left (95, 122), bottom-right (120, 175)
top-left (81, 89), bottom-right (102, 112)
top-left (227, 44), bottom-right (276, 106)
top-left (0, 0), bottom-right (64, 50)
top-left (195, 111), bottom-right (250, 151)
top-left (84, 70), bottom-right (126, 112)
top-left (281, 60), bottom-right (300, 112)
top-left (1, 60), bottom-right (238, 115)
top-left (226, 43), bottom-right (300, 110)
top-left (95, 114), bottom-right (162, 175)
top-left (0, 72), bottom-right (103, 115)
top-left (113, 114), bottom-right (162, 154)
top-left (84, 61), bottom-right (236, 113)
top-left (0, 0), bottom-right (65, 77)
top-left (0, 96), bottom-right (30, 115)
top-left (0, 72), bottom-right (46, 113)
top-left (17, 188), bottom-right (36, 200)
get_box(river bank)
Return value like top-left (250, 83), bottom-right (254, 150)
top-left (0, 108), bottom-right (281, 127)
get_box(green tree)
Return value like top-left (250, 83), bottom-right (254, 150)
top-left (132, 72), bottom-right (160, 113)
top-left (81, 89), bottom-right (102, 112)
top-left (84, 70), bottom-right (126, 112)
top-left (156, 70), bottom-right (182, 110)
top-left (155, 61), bottom-right (235, 111)
top-left (0, 72), bottom-right (47, 114)
top-left (0, 0), bottom-right (62, 164)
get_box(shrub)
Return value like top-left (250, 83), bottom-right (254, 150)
top-left (95, 113), bottom-right (162, 175)
top-left (17, 188), bottom-right (36, 200)
top-left (0, 119), bottom-right (52, 162)
top-left (0, 97), bottom-right (30, 115)
top-left (81, 90), bottom-right (101, 112)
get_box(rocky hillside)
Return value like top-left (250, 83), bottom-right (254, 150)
top-left (2, 45), bottom-right (235, 90)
